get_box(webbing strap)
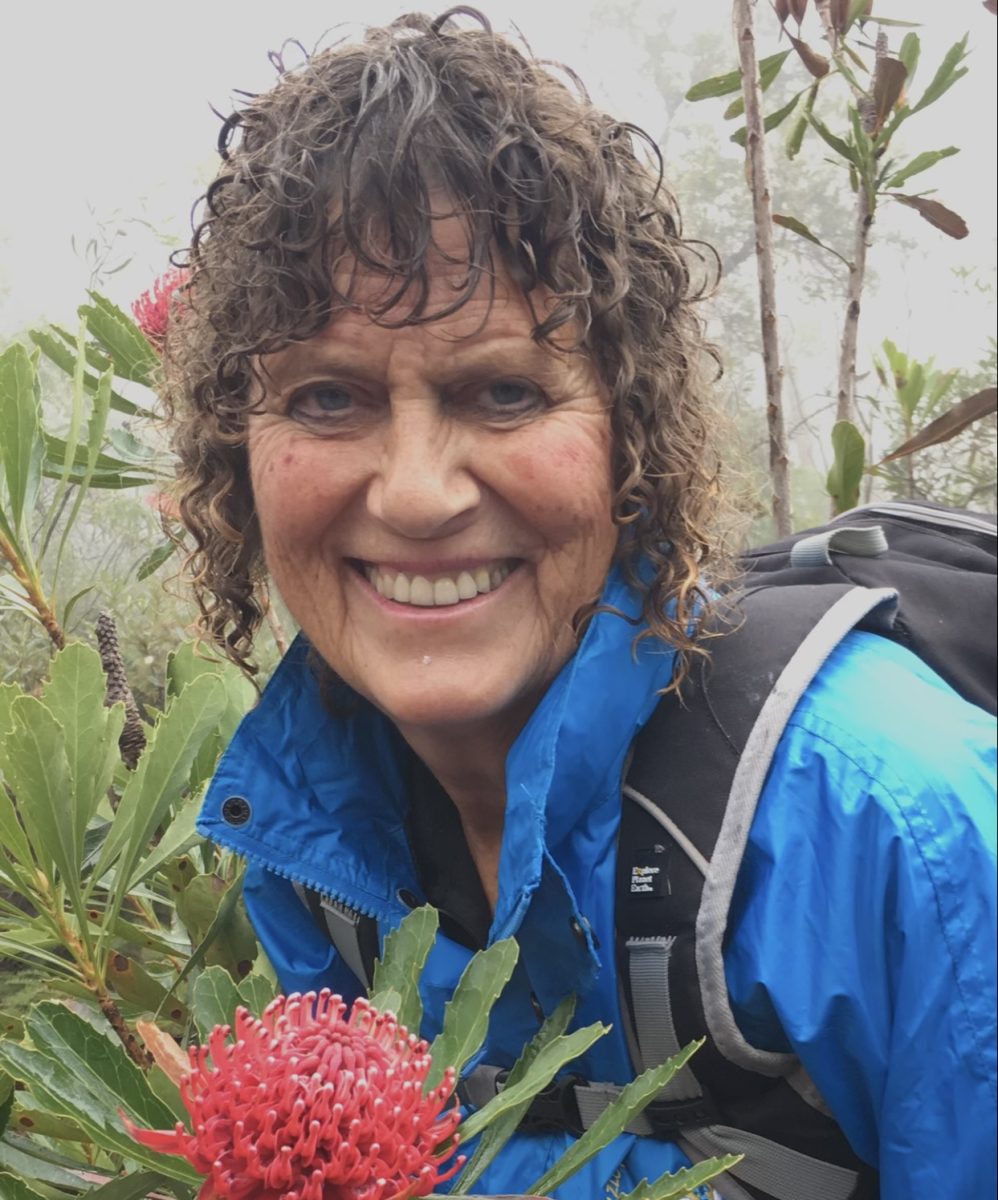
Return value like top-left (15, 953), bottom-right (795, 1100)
top-left (291, 882), bottom-right (375, 989)
top-left (684, 1125), bottom-right (861, 1200)
top-left (789, 524), bottom-right (888, 567)
top-left (626, 937), bottom-right (701, 1100)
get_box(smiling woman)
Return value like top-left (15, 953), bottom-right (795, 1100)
top-left (164, 8), bottom-right (996, 1199)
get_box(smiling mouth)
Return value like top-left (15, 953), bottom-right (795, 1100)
top-left (356, 560), bottom-right (518, 607)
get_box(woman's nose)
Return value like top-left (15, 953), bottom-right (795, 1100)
top-left (366, 406), bottom-right (481, 539)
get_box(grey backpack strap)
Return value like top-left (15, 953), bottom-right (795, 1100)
top-left (291, 882), bottom-right (379, 990)
top-left (613, 584), bottom-right (894, 1200)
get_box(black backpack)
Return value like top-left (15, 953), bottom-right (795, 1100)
top-left (301, 499), bottom-right (997, 1200)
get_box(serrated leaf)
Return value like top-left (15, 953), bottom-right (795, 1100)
top-left (0, 343), bottom-right (44, 534)
top-left (94, 673), bottom-right (226, 886)
top-left (28, 329), bottom-right (148, 416)
top-left (426, 938), bottom-right (519, 1090)
top-left (0, 1003), bottom-right (199, 1184)
top-left (826, 420), bottom-right (866, 514)
top-left (369, 905), bottom-right (440, 1035)
top-left (889, 193), bottom-right (969, 239)
top-left (42, 643), bottom-right (125, 850)
top-left (237, 972), bottom-right (279, 1018)
top-left (154, 863), bottom-right (248, 1018)
top-left (1, 697), bottom-right (82, 907)
top-left (191, 964), bottom-right (243, 1040)
top-left (458, 1021), bottom-right (608, 1141)
top-left (686, 50), bottom-right (790, 101)
top-left (530, 1041), bottom-right (704, 1196)
top-left (619, 1155), bottom-right (744, 1200)
top-left (127, 785), bottom-right (204, 890)
top-left (452, 995), bottom-right (576, 1194)
top-left (910, 35), bottom-right (969, 114)
top-left (79, 293), bottom-right (160, 387)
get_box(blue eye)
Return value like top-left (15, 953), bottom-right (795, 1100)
top-left (478, 379), bottom-right (544, 415)
top-left (289, 383), bottom-right (354, 421)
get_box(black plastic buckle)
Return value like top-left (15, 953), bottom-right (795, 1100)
top-left (517, 1074), bottom-right (587, 1137)
top-left (641, 1093), bottom-right (721, 1136)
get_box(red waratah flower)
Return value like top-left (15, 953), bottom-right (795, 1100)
top-left (123, 991), bottom-right (463, 1200)
top-left (131, 267), bottom-right (188, 350)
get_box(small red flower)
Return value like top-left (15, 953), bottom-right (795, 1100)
top-left (131, 267), bottom-right (189, 350)
top-left (123, 991), bottom-right (463, 1200)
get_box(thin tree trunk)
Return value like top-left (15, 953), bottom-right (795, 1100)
top-left (733, 0), bottom-right (793, 536)
top-left (835, 187), bottom-right (872, 426)
top-left (816, 1), bottom-right (877, 428)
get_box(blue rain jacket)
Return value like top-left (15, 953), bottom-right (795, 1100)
top-left (199, 567), bottom-right (997, 1199)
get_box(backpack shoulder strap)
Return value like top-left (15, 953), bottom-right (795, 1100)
top-left (614, 583), bottom-right (895, 1200)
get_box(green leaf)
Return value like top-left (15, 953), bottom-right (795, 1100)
top-left (1, 697), bottom-right (84, 912)
top-left (78, 293), bottom-right (160, 387)
top-left (237, 971), bottom-right (279, 1018)
top-left (127, 786), bottom-right (205, 890)
top-left (785, 82), bottom-right (819, 160)
top-left (530, 1041), bottom-right (704, 1196)
top-left (174, 872), bottom-right (259, 977)
top-left (452, 995), bottom-right (576, 1194)
top-left (28, 329), bottom-right (148, 417)
top-left (42, 643), bottom-right (125, 852)
top-left (81, 1170), bottom-right (185, 1199)
top-left (772, 214), bottom-right (849, 266)
top-left (910, 35), bottom-right (969, 114)
top-left (426, 938), bottom-right (519, 1090)
top-left (898, 32), bottom-right (921, 87)
top-left (155, 863), bottom-right (248, 1017)
top-left (369, 905), bottom-right (440, 1035)
top-left (458, 1021), bottom-right (609, 1141)
top-left (807, 113), bottom-right (855, 164)
top-left (826, 420), bottom-right (866, 514)
top-left (730, 91), bottom-right (805, 147)
top-left (884, 146), bottom-right (958, 190)
top-left (619, 1155), bottom-right (744, 1200)
top-left (0, 344), bottom-right (44, 535)
top-left (0, 1003), bottom-right (200, 1184)
top-left (898, 360), bottom-right (926, 417)
top-left (0, 1133), bottom-right (99, 1189)
top-left (191, 964), bottom-right (244, 1039)
top-left (0, 1172), bottom-right (47, 1200)
top-left (93, 673), bottom-right (226, 888)
top-left (136, 539), bottom-right (178, 582)
top-left (686, 50), bottom-right (791, 101)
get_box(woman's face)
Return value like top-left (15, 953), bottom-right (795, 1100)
top-left (248, 223), bottom-right (618, 744)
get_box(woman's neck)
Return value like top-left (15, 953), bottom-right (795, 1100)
top-left (399, 718), bottom-right (516, 911)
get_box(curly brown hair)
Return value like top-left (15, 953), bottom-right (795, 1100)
top-left (165, 7), bottom-right (730, 679)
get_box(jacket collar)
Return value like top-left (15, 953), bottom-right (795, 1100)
top-left (199, 565), bottom-right (677, 978)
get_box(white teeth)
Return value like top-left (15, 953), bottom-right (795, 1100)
top-left (433, 578), bottom-right (460, 606)
top-left (364, 561), bottom-right (515, 607)
top-left (409, 575), bottom-right (435, 606)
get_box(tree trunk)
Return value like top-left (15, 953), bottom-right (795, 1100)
top-left (835, 186), bottom-right (872, 426)
top-left (733, 0), bottom-right (793, 536)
